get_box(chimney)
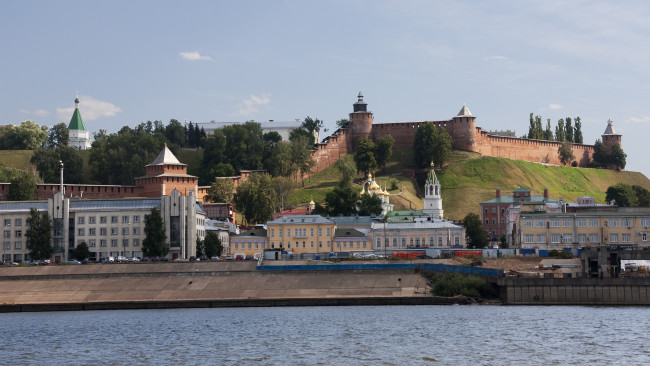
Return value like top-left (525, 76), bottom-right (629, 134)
top-left (544, 188), bottom-right (549, 199)
top-left (496, 188), bottom-right (501, 198)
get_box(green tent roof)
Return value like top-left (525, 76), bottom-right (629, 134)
top-left (68, 105), bottom-right (86, 131)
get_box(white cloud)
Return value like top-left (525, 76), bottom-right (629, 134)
top-left (19, 108), bottom-right (50, 117)
top-left (626, 116), bottom-right (650, 124)
top-left (179, 51), bottom-right (213, 61)
top-left (549, 104), bottom-right (563, 110)
top-left (484, 56), bottom-right (508, 62)
top-left (57, 95), bottom-right (121, 121)
top-left (235, 93), bottom-right (271, 117)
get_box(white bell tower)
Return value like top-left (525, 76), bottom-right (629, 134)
top-left (423, 163), bottom-right (443, 219)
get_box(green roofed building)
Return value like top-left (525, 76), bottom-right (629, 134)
top-left (68, 97), bottom-right (91, 150)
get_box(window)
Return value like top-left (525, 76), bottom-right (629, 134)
top-left (271, 229), bottom-right (274, 237)
top-left (133, 215), bottom-right (140, 223)
top-left (537, 234), bottom-right (546, 243)
top-left (310, 228), bottom-right (314, 237)
top-left (589, 218), bottom-right (599, 227)
top-left (607, 219), bottom-right (618, 227)
top-left (402, 237), bottom-right (406, 247)
top-left (294, 228), bottom-right (298, 236)
top-left (111, 228), bottom-right (118, 235)
top-left (492, 207), bottom-right (496, 214)
top-left (415, 238), bottom-right (420, 246)
top-left (524, 220), bottom-right (533, 228)
top-left (100, 240), bottom-right (107, 247)
top-left (577, 234), bottom-right (586, 243)
top-left (376, 238), bottom-right (381, 248)
top-left (123, 239), bottom-right (129, 247)
top-left (484, 208), bottom-right (488, 214)
top-left (492, 219), bottom-right (496, 225)
top-left (15, 218), bottom-right (22, 226)
top-left (485, 219), bottom-right (489, 225)
top-left (122, 216), bottom-right (129, 223)
top-left (575, 219), bottom-right (586, 227)
top-left (3, 230), bottom-right (10, 238)
top-left (89, 240), bottom-right (96, 247)
top-left (111, 239), bottom-right (118, 246)
top-left (501, 219), bottom-right (505, 224)
top-left (89, 228), bottom-right (96, 235)
top-left (562, 234), bottom-right (572, 243)
top-left (14, 242), bottom-right (21, 249)
top-left (501, 208), bottom-right (505, 214)
top-left (287, 229), bottom-right (291, 237)
top-left (122, 227), bottom-right (129, 235)
top-left (327, 241), bottom-right (330, 248)
top-left (410, 238), bottom-right (414, 246)
top-left (100, 228), bottom-right (107, 236)
top-left (133, 228), bottom-right (139, 235)
top-left (641, 218), bottom-right (650, 227)
top-left (78, 229), bottom-right (85, 236)
top-left (4, 219), bottom-right (11, 226)
top-left (609, 234), bottom-right (618, 243)
top-left (111, 216), bottom-right (118, 224)
top-left (562, 219), bottom-right (572, 227)
top-left (14, 230), bottom-right (21, 238)
top-left (89, 216), bottom-right (96, 224)
top-left (326, 228), bottom-right (331, 236)
top-left (3, 241), bottom-right (9, 249)
top-left (428, 237), bottom-right (433, 246)
top-left (536, 220), bottom-right (545, 228)
top-left (622, 234), bottom-right (631, 243)
top-left (438, 237), bottom-right (443, 246)
top-left (318, 228), bottom-right (322, 236)
top-left (550, 220), bottom-right (560, 228)
top-left (311, 241), bottom-right (314, 248)
top-left (524, 234), bottom-right (534, 243)
top-left (100, 217), bottom-right (107, 224)
top-left (551, 234), bottom-right (561, 243)
top-left (589, 234), bottom-right (599, 243)
top-left (643, 233), bottom-right (647, 242)
top-left (454, 237), bottom-right (459, 246)
top-left (621, 218), bottom-right (631, 227)
top-left (78, 217), bottom-right (85, 224)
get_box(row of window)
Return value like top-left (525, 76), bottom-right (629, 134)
top-left (77, 215), bottom-right (141, 225)
top-left (4, 241), bottom-right (22, 249)
top-left (523, 233), bottom-right (648, 244)
top-left (77, 227), bottom-right (141, 236)
top-left (485, 219), bottom-right (506, 225)
top-left (484, 207), bottom-right (505, 215)
top-left (268, 241), bottom-right (333, 249)
top-left (524, 218), bottom-right (650, 228)
top-left (86, 239), bottom-right (141, 247)
top-left (375, 236), bottom-right (461, 247)
top-left (3, 218), bottom-right (22, 227)
top-left (3, 230), bottom-right (21, 238)
top-left (270, 227), bottom-right (331, 238)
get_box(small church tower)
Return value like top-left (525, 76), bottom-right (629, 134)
top-left (67, 97), bottom-right (91, 150)
top-left (423, 163), bottom-right (443, 219)
top-left (349, 91), bottom-right (373, 149)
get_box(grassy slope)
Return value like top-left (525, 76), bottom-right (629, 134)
top-left (0, 150), bottom-right (34, 171)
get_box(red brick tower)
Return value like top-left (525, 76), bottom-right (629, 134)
top-left (134, 144), bottom-right (199, 197)
top-left (602, 118), bottom-right (622, 150)
top-left (349, 91), bottom-right (373, 148)
top-left (449, 105), bottom-right (477, 151)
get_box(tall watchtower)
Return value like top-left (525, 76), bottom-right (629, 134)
top-left (602, 119), bottom-right (622, 150)
top-left (349, 91), bottom-right (373, 148)
top-left (449, 105), bottom-right (477, 151)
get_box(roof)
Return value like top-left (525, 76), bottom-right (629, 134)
top-left (481, 195), bottom-right (559, 204)
top-left (371, 220), bottom-right (464, 230)
top-left (513, 187), bottom-right (530, 193)
top-left (0, 201), bottom-right (48, 212)
top-left (328, 216), bottom-right (378, 225)
top-left (603, 119), bottom-right (618, 135)
top-left (69, 198), bottom-right (161, 211)
top-left (519, 211), bottom-right (650, 218)
top-left (233, 229), bottom-right (267, 238)
top-left (68, 100), bottom-right (87, 131)
top-left (457, 104), bottom-right (473, 117)
top-left (147, 145), bottom-right (183, 166)
top-left (267, 214), bottom-right (334, 225)
top-left (334, 228), bottom-right (368, 238)
top-left (426, 163), bottom-right (438, 186)
top-left (384, 210), bottom-right (428, 222)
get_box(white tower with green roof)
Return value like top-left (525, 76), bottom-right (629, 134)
top-left (67, 97), bottom-right (91, 150)
top-left (423, 163), bottom-right (443, 219)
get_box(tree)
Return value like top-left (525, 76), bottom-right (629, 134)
top-left (462, 213), bottom-right (488, 249)
top-left (142, 207), bottom-right (168, 257)
top-left (8, 171), bottom-right (37, 201)
top-left (544, 119), bottom-right (553, 140)
top-left (31, 146), bottom-right (83, 183)
top-left (610, 143), bottom-right (627, 170)
top-left (71, 242), bottom-right (90, 261)
top-left (25, 208), bottom-right (53, 260)
top-left (374, 135), bottom-right (394, 172)
top-left (289, 127), bottom-right (316, 146)
top-left (558, 141), bottom-right (575, 166)
top-left (321, 186), bottom-right (359, 216)
top-left (564, 117), bottom-right (574, 142)
top-left (606, 184), bottom-right (638, 207)
top-left (335, 156), bottom-right (357, 188)
top-left (592, 139), bottom-right (609, 167)
top-left (354, 137), bottom-right (377, 175)
top-left (209, 162), bottom-right (236, 178)
top-left (302, 116), bottom-right (323, 137)
top-left (528, 113), bottom-right (535, 139)
top-left (555, 119), bottom-right (566, 141)
top-left (165, 119), bottom-right (186, 147)
top-left (358, 194), bottom-right (383, 216)
top-left (47, 122), bottom-right (69, 148)
top-left (574, 117), bottom-right (583, 144)
top-left (413, 122), bottom-right (453, 168)
top-left (233, 173), bottom-right (277, 224)
top-left (266, 141), bottom-right (295, 177)
top-left (0, 121), bottom-right (48, 150)
top-left (632, 185), bottom-right (650, 207)
top-left (534, 115), bottom-right (543, 140)
top-left (336, 119), bottom-right (349, 129)
top-left (197, 231), bottom-right (223, 258)
top-left (499, 234), bottom-right (509, 249)
top-left (290, 133), bottom-right (316, 186)
top-left (205, 178), bottom-right (235, 203)
top-left (273, 176), bottom-right (294, 213)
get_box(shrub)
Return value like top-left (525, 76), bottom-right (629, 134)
top-left (422, 271), bottom-right (498, 299)
top-left (571, 161), bottom-right (578, 167)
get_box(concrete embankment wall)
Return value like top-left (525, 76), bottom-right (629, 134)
top-left (499, 277), bottom-right (650, 305)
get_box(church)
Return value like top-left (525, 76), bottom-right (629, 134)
top-left (67, 97), bottom-right (91, 150)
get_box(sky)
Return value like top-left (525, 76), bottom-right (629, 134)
top-left (2, 0), bottom-right (650, 178)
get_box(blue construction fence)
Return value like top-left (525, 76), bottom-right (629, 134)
top-left (521, 248), bottom-right (581, 257)
top-left (257, 262), bottom-right (504, 277)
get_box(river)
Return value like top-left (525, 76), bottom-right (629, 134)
top-left (1, 305), bottom-right (648, 365)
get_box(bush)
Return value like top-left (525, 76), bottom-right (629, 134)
top-left (548, 250), bottom-right (573, 259)
top-left (422, 271), bottom-right (498, 299)
top-left (571, 161), bottom-right (578, 167)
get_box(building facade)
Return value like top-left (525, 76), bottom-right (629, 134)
top-left (266, 215), bottom-right (336, 254)
top-left (369, 220), bottom-right (466, 250)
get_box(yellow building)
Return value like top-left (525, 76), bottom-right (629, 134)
top-left (230, 228), bottom-right (267, 257)
top-left (517, 211), bottom-right (650, 250)
top-left (266, 215), bottom-right (336, 254)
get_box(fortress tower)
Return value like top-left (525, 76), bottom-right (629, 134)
top-left (449, 105), bottom-right (477, 151)
top-left (349, 91), bottom-right (373, 148)
top-left (602, 119), bottom-right (622, 150)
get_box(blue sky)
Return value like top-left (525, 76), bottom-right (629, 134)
top-left (2, 0), bottom-right (650, 179)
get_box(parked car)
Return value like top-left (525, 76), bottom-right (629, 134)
top-left (42, 259), bottom-right (52, 265)
top-left (107, 257), bottom-right (115, 263)
top-left (234, 253), bottom-right (246, 260)
top-left (128, 257), bottom-right (140, 262)
top-left (210, 256), bottom-right (221, 261)
top-left (225, 255), bottom-right (234, 260)
top-left (189, 256), bottom-right (196, 261)
top-left (65, 259), bottom-right (82, 264)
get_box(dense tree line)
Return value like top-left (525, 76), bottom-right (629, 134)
top-left (353, 136), bottom-right (394, 175)
top-left (605, 183), bottom-right (650, 207)
top-left (527, 114), bottom-right (583, 143)
top-left (592, 140), bottom-right (626, 170)
top-left (413, 122), bottom-right (453, 169)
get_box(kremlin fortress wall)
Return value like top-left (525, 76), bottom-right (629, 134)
top-left (309, 93), bottom-right (621, 175)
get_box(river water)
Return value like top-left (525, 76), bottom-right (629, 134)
top-left (1, 305), bottom-right (648, 365)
